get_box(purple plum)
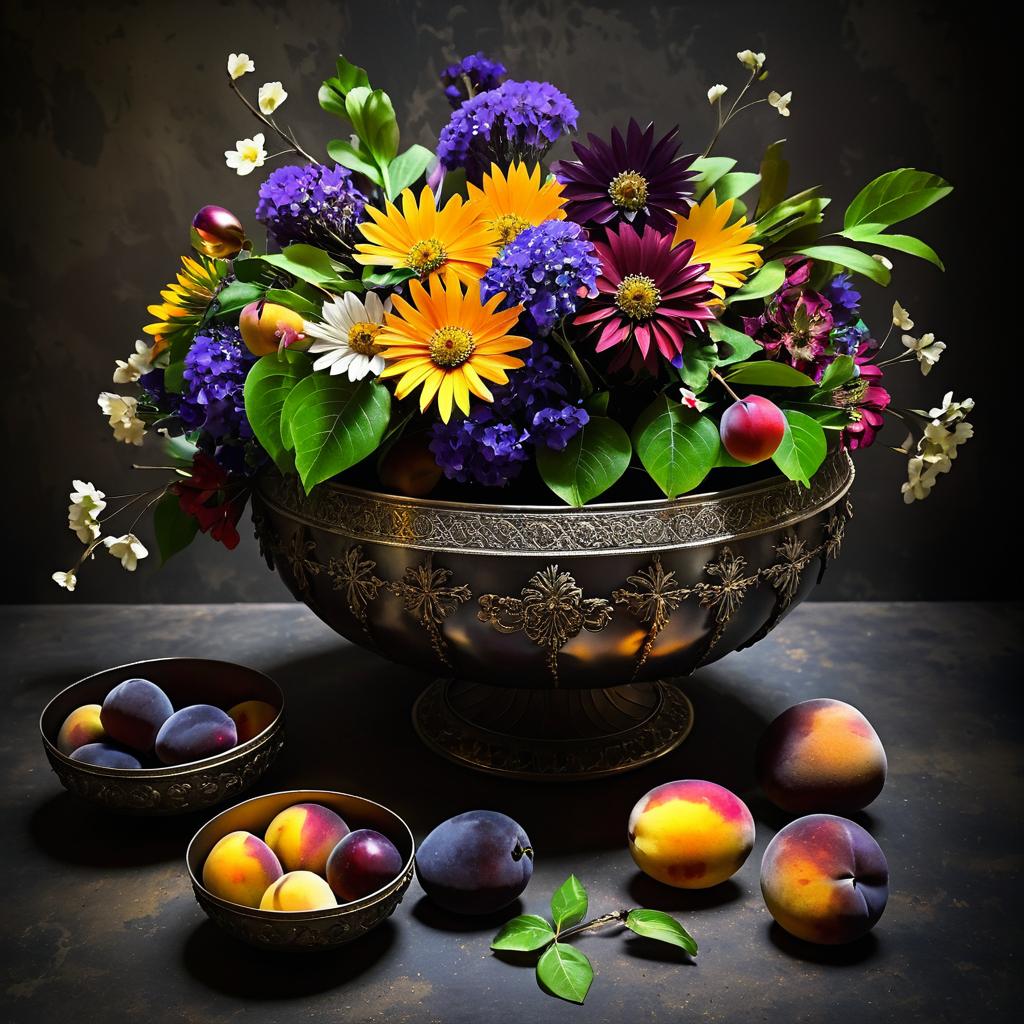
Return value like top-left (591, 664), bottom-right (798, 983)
top-left (154, 705), bottom-right (237, 765)
top-left (327, 829), bottom-right (404, 901)
top-left (70, 743), bottom-right (143, 769)
top-left (100, 678), bottom-right (173, 752)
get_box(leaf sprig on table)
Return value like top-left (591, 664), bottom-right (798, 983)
top-left (490, 875), bottom-right (697, 1004)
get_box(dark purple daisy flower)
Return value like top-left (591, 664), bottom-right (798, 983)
top-left (574, 223), bottom-right (715, 371)
top-left (552, 120), bottom-right (698, 234)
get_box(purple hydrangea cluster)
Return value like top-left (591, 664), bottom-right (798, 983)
top-left (481, 221), bottom-right (600, 335)
top-left (441, 52), bottom-right (506, 108)
top-left (823, 273), bottom-right (861, 327)
top-left (179, 325), bottom-right (255, 445)
top-left (437, 80), bottom-right (578, 181)
top-left (255, 163), bottom-right (367, 253)
top-left (429, 340), bottom-right (589, 487)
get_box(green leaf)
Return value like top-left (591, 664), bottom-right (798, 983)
top-left (713, 171), bottom-right (760, 203)
top-left (265, 288), bottom-right (322, 319)
top-left (724, 361), bottom-right (816, 387)
top-left (319, 55), bottom-right (371, 117)
top-left (243, 350), bottom-right (314, 470)
top-left (678, 337), bottom-right (718, 393)
top-left (153, 493), bottom-right (198, 565)
top-left (345, 86), bottom-right (400, 167)
top-left (211, 280), bottom-right (265, 319)
top-left (754, 187), bottom-right (829, 244)
top-left (491, 914), bottom-right (555, 952)
top-left (726, 259), bottom-right (787, 303)
top-left (231, 256), bottom-right (279, 285)
top-left (163, 360), bottom-right (185, 393)
top-left (691, 156), bottom-right (736, 201)
top-left (262, 244), bottom-right (352, 289)
top-left (550, 875), bottom-right (588, 931)
top-left (584, 390), bottom-right (609, 416)
top-left (536, 416), bottom-right (631, 507)
top-left (284, 375), bottom-right (391, 491)
top-left (755, 140), bottom-right (790, 218)
top-left (838, 225), bottom-right (944, 270)
top-left (536, 943), bottom-right (593, 1005)
top-left (707, 321), bottom-right (760, 364)
top-left (795, 244), bottom-right (891, 286)
top-left (326, 138), bottom-right (385, 187)
top-left (844, 168), bottom-right (952, 230)
top-left (811, 354), bottom-right (855, 397)
top-left (625, 910), bottom-right (698, 955)
top-left (633, 396), bottom-right (721, 499)
top-left (361, 265), bottom-right (415, 288)
top-left (163, 433), bottom-right (197, 464)
top-left (782, 402), bottom-right (853, 429)
top-left (388, 145), bottom-right (435, 195)
top-left (771, 409), bottom-right (827, 487)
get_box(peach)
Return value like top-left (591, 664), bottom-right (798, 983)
top-left (264, 803), bottom-right (350, 875)
top-left (239, 300), bottom-right (308, 356)
top-left (202, 830), bottom-right (283, 908)
top-left (57, 704), bottom-right (106, 754)
top-left (757, 699), bottom-right (887, 813)
top-left (227, 700), bottom-right (278, 744)
top-left (628, 780), bottom-right (755, 889)
top-left (720, 395), bottom-right (786, 464)
top-left (760, 814), bottom-right (888, 944)
top-left (259, 870), bottom-right (337, 912)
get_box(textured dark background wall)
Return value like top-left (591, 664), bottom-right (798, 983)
top-left (3, 0), bottom-right (1005, 602)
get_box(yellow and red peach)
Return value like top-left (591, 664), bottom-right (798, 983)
top-left (202, 830), bottom-right (283, 908)
top-left (259, 870), bottom-right (338, 912)
top-left (227, 700), bottom-right (278, 744)
top-left (757, 699), bottom-right (887, 813)
top-left (57, 704), bottom-right (106, 754)
top-left (239, 300), bottom-right (308, 357)
top-left (720, 395), bottom-right (787, 464)
top-left (760, 813), bottom-right (889, 944)
top-left (264, 803), bottom-right (350, 875)
top-left (628, 780), bottom-right (755, 889)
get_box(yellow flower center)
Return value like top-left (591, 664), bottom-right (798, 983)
top-left (608, 170), bottom-right (649, 212)
top-left (240, 143), bottom-right (260, 163)
top-left (428, 326), bottom-right (476, 368)
top-left (347, 321), bottom-right (383, 356)
top-left (489, 213), bottom-right (532, 246)
top-left (615, 274), bottom-right (661, 320)
top-left (407, 237), bottom-right (449, 276)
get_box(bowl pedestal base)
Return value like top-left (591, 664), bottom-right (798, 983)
top-left (411, 679), bottom-right (694, 781)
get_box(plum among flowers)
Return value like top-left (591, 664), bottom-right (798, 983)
top-left (719, 395), bottom-right (787, 464)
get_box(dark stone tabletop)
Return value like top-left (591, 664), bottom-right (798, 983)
top-left (2, 602), bottom-right (1021, 1023)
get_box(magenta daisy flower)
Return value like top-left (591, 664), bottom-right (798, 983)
top-left (573, 223), bottom-right (715, 369)
top-left (552, 119), bottom-right (698, 234)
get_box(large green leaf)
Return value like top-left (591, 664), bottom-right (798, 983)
top-left (625, 909), bottom-right (698, 955)
top-left (753, 188), bottom-right (830, 244)
top-left (844, 168), bottom-right (952, 230)
top-left (550, 875), bottom-right (588, 931)
top-left (811, 354), bottom-right (855, 397)
top-left (327, 138), bottom-right (385, 187)
top-left (678, 337), bottom-right (718, 393)
top-left (708, 321), bottom-right (760, 364)
top-left (261, 244), bottom-right (355, 290)
top-left (724, 361), bottom-right (816, 387)
top-left (726, 259), bottom-right (787, 303)
top-left (243, 350), bottom-right (313, 471)
top-left (691, 157), bottom-right (736, 201)
top-left (345, 87), bottom-right (400, 167)
top-left (153, 493), bottom-right (198, 565)
top-left (536, 943), bottom-right (593, 1005)
top-left (771, 409), bottom-right (827, 487)
top-left (265, 288), bottom-right (322, 319)
top-left (633, 395), bottom-right (721, 499)
top-left (490, 915), bottom-right (555, 952)
top-left (755, 140), bottom-right (789, 218)
top-left (284, 375), bottom-right (391, 491)
top-left (318, 55), bottom-right (371, 118)
top-left (713, 171), bottom-right (760, 203)
top-left (211, 280), bottom-right (265, 319)
top-left (536, 416), bottom-right (631, 507)
top-left (838, 224), bottom-right (944, 270)
top-left (388, 145), bottom-right (435, 196)
top-left (795, 245), bottom-right (891, 286)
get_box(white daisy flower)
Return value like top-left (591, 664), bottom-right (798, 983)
top-left (304, 291), bottom-right (392, 382)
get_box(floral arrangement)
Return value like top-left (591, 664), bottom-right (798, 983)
top-left (53, 47), bottom-right (972, 591)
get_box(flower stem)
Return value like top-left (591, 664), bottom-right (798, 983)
top-left (558, 910), bottom-right (629, 941)
top-left (227, 77), bottom-right (317, 163)
top-left (551, 329), bottom-right (594, 397)
top-left (710, 367), bottom-right (744, 404)
top-left (703, 68), bottom-right (758, 159)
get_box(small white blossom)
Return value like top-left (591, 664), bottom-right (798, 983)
top-left (872, 254), bottom-right (894, 271)
top-left (768, 90), bottom-right (792, 117)
top-left (68, 480), bottom-right (106, 543)
top-left (892, 301), bottom-right (914, 331)
top-left (52, 570), bottom-right (78, 592)
top-left (901, 332), bottom-right (946, 375)
top-left (737, 49), bottom-right (766, 71)
top-left (707, 84), bottom-right (728, 104)
top-left (103, 534), bottom-right (149, 572)
top-left (224, 133), bottom-right (267, 176)
top-left (97, 392), bottom-right (146, 446)
top-left (928, 391), bottom-right (974, 424)
top-left (679, 387), bottom-right (699, 410)
top-left (227, 53), bottom-right (254, 80)
top-left (258, 81), bottom-right (288, 115)
top-left (901, 456), bottom-right (937, 504)
top-left (113, 340), bottom-right (157, 384)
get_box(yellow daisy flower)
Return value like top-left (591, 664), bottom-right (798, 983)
top-left (143, 254), bottom-right (226, 349)
top-left (377, 273), bottom-right (531, 423)
top-left (672, 194), bottom-right (763, 298)
top-left (466, 162), bottom-right (567, 245)
top-left (354, 186), bottom-right (498, 288)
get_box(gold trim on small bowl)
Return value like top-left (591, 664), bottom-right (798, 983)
top-left (39, 658), bottom-right (285, 815)
top-left (185, 789), bottom-right (415, 950)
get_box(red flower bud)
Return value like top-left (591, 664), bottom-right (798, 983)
top-left (190, 205), bottom-right (246, 258)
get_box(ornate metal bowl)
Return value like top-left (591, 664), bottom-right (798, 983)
top-left (39, 658), bottom-right (285, 814)
top-left (252, 452), bottom-right (854, 779)
top-left (186, 789), bottom-right (415, 950)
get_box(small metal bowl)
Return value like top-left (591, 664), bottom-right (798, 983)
top-left (186, 789), bottom-right (415, 950)
top-left (39, 658), bottom-right (285, 816)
